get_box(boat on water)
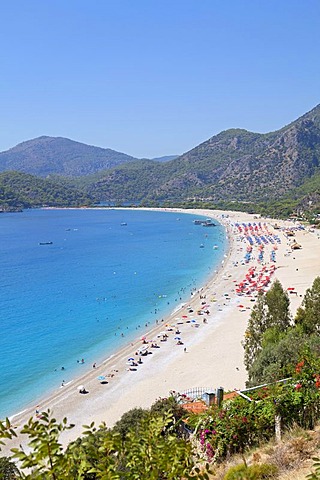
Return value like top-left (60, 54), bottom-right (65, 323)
top-left (120, 222), bottom-right (127, 226)
top-left (200, 244), bottom-right (204, 248)
top-left (193, 218), bottom-right (216, 227)
top-left (193, 219), bottom-right (204, 225)
top-left (202, 220), bottom-right (216, 227)
top-left (39, 242), bottom-right (53, 245)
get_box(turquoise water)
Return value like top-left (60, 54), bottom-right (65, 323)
top-left (0, 208), bottom-right (227, 419)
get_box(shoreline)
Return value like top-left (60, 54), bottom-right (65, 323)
top-left (3, 208), bottom-right (320, 452)
top-left (6, 207), bottom-right (227, 422)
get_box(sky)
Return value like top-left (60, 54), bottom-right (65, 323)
top-left (0, 0), bottom-right (319, 158)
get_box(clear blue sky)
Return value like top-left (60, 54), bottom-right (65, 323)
top-left (0, 0), bottom-right (319, 158)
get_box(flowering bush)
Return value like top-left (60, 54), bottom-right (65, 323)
top-left (188, 350), bottom-right (320, 462)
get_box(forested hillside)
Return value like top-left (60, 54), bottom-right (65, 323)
top-left (0, 105), bottom-right (319, 217)
top-left (0, 171), bottom-right (93, 211)
top-left (0, 136), bottom-right (137, 177)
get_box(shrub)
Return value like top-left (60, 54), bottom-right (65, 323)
top-left (223, 462), bottom-right (278, 479)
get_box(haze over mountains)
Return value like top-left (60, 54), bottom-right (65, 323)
top-left (0, 136), bottom-right (139, 177)
top-left (0, 104), bottom-right (319, 214)
top-left (0, 137), bottom-right (178, 177)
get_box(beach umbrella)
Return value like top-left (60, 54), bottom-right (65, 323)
top-left (182, 315), bottom-right (188, 318)
top-left (77, 385), bottom-right (86, 393)
top-left (174, 336), bottom-right (181, 340)
top-left (98, 375), bottom-right (106, 382)
top-left (127, 357), bottom-right (135, 362)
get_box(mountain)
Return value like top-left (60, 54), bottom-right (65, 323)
top-left (0, 136), bottom-right (138, 177)
top-left (1, 105), bottom-right (319, 216)
top-left (0, 171), bottom-right (93, 211)
top-left (86, 104), bottom-right (320, 204)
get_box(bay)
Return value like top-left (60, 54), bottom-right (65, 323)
top-left (0, 208), bottom-right (227, 419)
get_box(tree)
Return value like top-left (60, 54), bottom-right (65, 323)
top-left (243, 280), bottom-right (292, 372)
top-left (265, 279), bottom-right (291, 332)
top-left (112, 407), bottom-right (149, 440)
top-left (295, 276), bottom-right (320, 334)
top-left (246, 328), bottom-right (320, 386)
top-left (0, 457), bottom-right (20, 479)
top-left (242, 292), bottom-right (268, 371)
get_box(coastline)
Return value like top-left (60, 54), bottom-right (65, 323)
top-left (3, 208), bottom-right (320, 452)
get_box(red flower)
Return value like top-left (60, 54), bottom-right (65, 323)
top-left (295, 360), bottom-right (305, 373)
top-left (295, 383), bottom-right (302, 390)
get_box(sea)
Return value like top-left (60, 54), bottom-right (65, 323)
top-left (0, 208), bottom-right (227, 419)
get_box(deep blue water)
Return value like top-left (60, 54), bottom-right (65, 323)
top-left (0, 208), bottom-right (227, 419)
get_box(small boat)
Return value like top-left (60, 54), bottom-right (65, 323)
top-left (120, 222), bottom-right (127, 226)
top-left (200, 244), bottom-right (204, 248)
top-left (39, 242), bottom-right (53, 245)
top-left (203, 220), bottom-right (216, 227)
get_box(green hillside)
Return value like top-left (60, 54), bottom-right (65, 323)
top-left (1, 105), bottom-right (320, 217)
top-left (85, 105), bottom-right (320, 205)
top-left (0, 136), bottom-right (138, 177)
top-left (0, 171), bottom-right (93, 211)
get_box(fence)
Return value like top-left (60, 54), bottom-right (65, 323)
top-left (180, 387), bottom-right (216, 400)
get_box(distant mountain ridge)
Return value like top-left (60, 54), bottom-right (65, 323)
top-left (0, 136), bottom-right (138, 177)
top-left (86, 104), bottom-right (320, 204)
top-left (0, 104), bottom-right (319, 216)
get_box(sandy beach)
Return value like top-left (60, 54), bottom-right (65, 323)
top-left (3, 208), bottom-right (320, 452)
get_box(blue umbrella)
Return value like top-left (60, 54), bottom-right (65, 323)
top-left (98, 375), bottom-right (106, 382)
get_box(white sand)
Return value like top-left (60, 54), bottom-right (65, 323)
top-left (3, 208), bottom-right (320, 452)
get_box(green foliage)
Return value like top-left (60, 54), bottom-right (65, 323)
top-left (0, 171), bottom-right (93, 210)
top-left (265, 280), bottom-right (291, 332)
top-left (10, 410), bottom-right (75, 479)
top-left (192, 397), bottom-right (276, 462)
top-left (307, 457), bottom-right (320, 480)
top-left (243, 293), bottom-right (268, 371)
top-left (223, 462), bottom-right (278, 480)
top-left (111, 407), bottom-right (149, 440)
top-left (294, 277), bottom-right (320, 334)
top-left (190, 332), bottom-right (320, 463)
top-left (246, 328), bottom-right (320, 387)
top-left (0, 457), bottom-right (20, 479)
top-left (246, 277), bottom-right (320, 386)
top-left (243, 281), bottom-right (291, 374)
top-left (0, 410), bottom-right (211, 479)
top-left (150, 394), bottom-right (186, 423)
